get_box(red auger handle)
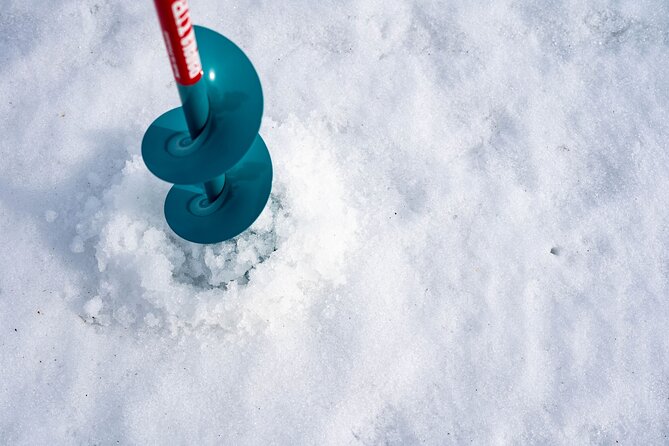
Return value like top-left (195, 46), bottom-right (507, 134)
top-left (153, 0), bottom-right (203, 86)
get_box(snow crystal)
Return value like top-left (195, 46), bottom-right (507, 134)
top-left (44, 210), bottom-right (58, 222)
top-left (83, 296), bottom-right (103, 319)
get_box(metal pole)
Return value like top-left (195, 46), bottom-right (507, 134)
top-left (153, 0), bottom-right (224, 201)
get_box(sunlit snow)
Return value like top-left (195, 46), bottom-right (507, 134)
top-left (1, 0), bottom-right (668, 444)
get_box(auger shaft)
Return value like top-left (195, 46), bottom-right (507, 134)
top-left (154, 0), bottom-right (225, 202)
top-left (177, 80), bottom-right (209, 140)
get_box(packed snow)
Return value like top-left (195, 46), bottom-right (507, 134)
top-left (1, 0), bottom-right (669, 444)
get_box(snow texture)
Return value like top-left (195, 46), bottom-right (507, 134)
top-left (1, 0), bottom-right (669, 444)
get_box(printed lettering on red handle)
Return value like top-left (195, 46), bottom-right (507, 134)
top-left (154, 0), bottom-right (203, 85)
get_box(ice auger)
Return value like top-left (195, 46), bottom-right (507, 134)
top-left (142, 0), bottom-right (272, 243)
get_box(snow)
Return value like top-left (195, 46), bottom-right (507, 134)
top-left (1, 0), bottom-right (669, 444)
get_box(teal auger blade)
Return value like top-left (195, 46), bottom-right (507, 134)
top-left (142, 11), bottom-right (272, 244)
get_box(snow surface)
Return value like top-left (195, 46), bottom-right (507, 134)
top-left (1, 0), bottom-right (669, 444)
